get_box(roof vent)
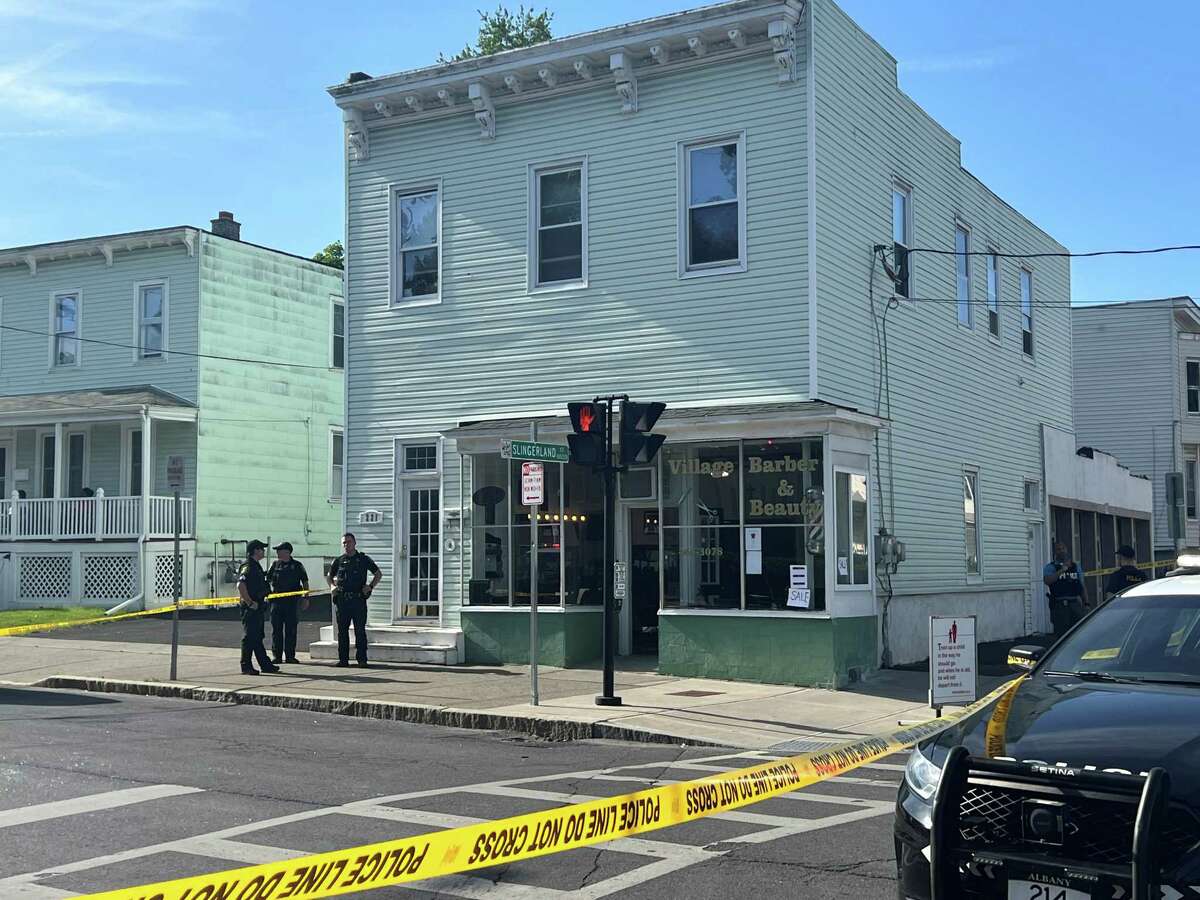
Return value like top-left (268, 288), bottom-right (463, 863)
top-left (210, 210), bottom-right (241, 241)
top-left (347, 71), bottom-right (372, 83)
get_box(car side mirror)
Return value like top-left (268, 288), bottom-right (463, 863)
top-left (1007, 644), bottom-right (1045, 672)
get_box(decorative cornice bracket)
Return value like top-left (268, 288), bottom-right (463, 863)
top-left (468, 81), bottom-right (496, 139)
top-left (24, 254), bottom-right (36, 276)
top-left (503, 74), bottom-right (523, 94)
top-left (727, 26), bottom-right (746, 49)
top-left (538, 67), bottom-right (557, 88)
top-left (768, 17), bottom-right (798, 83)
top-left (573, 58), bottom-right (593, 80)
top-left (436, 88), bottom-right (455, 108)
top-left (374, 100), bottom-right (394, 117)
top-left (609, 51), bottom-right (637, 114)
top-left (648, 42), bottom-right (669, 65)
top-left (183, 231), bottom-right (195, 257)
top-left (687, 35), bottom-right (707, 57)
top-left (404, 95), bottom-right (423, 113)
top-left (344, 107), bottom-right (369, 160)
top-left (101, 244), bottom-right (114, 267)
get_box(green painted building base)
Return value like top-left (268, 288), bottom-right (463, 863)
top-left (462, 609), bottom-right (603, 667)
top-left (658, 614), bottom-right (878, 688)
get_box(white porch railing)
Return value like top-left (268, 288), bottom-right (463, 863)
top-left (0, 490), bottom-right (194, 541)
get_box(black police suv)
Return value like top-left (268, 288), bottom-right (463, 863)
top-left (895, 572), bottom-right (1200, 900)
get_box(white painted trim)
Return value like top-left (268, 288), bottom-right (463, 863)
top-left (659, 607), bottom-right (832, 620)
top-left (954, 219), bottom-right (972, 329)
top-left (891, 179), bottom-right (913, 298)
top-left (526, 156), bottom-right (589, 293)
top-left (805, 2), bottom-right (818, 399)
top-left (832, 465), bottom-right (873, 592)
top-left (34, 428), bottom-right (54, 498)
top-left (1019, 266), bottom-right (1035, 358)
top-left (391, 434), bottom-right (444, 623)
top-left (677, 130), bottom-right (748, 279)
top-left (388, 177), bottom-right (444, 309)
top-left (119, 422), bottom-right (146, 496)
top-left (328, 426), bottom-right (344, 502)
top-left (1186, 358), bottom-right (1200, 416)
top-left (48, 288), bottom-right (83, 369)
top-left (963, 465), bottom-right (983, 582)
top-left (0, 434), bottom-right (12, 499)
top-left (329, 294), bottom-right (345, 369)
top-left (985, 246), bottom-right (1001, 342)
top-left (132, 278), bottom-right (169, 362)
top-left (62, 427), bottom-right (89, 496)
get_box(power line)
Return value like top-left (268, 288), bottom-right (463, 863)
top-left (908, 244), bottom-right (1200, 259)
top-left (0, 324), bottom-right (331, 371)
top-left (902, 295), bottom-right (1199, 311)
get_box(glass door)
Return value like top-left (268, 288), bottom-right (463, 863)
top-left (398, 480), bottom-right (440, 619)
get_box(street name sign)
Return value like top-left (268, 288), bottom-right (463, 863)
top-left (502, 440), bottom-right (570, 463)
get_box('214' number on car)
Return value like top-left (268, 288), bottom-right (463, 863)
top-left (1008, 881), bottom-right (1088, 900)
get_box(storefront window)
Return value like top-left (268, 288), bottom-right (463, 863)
top-left (743, 439), bottom-right (825, 611)
top-left (512, 462), bottom-right (561, 603)
top-left (661, 442), bottom-right (740, 608)
top-left (835, 470), bottom-right (870, 586)
top-left (468, 454), bottom-right (510, 605)
top-left (563, 461), bottom-right (604, 605)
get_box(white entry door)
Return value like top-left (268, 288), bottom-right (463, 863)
top-left (1028, 522), bottom-right (1051, 635)
top-left (396, 479), bottom-right (440, 620)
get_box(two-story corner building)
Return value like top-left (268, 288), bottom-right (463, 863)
top-left (0, 213), bottom-right (346, 611)
top-left (327, 0), bottom-right (1082, 686)
top-left (1073, 297), bottom-right (1200, 560)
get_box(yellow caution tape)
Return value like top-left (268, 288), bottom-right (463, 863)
top-left (1083, 559), bottom-right (1161, 579)
top-left (1080, 647), bottom-right (1120, 660)
top-left (0, 590), bottom-right (313, 638)
top-left (984, 676), bottom-right (1025, 758)
top-left (76, 677), bottom-right (1023, 900)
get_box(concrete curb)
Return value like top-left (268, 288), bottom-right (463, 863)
top-left (28, 676), bottom-right (728, 748)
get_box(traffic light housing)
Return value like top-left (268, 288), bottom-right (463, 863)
top-left (568, 401), bottom-right (608, 468)
top-left (620, 400), bottom-right (666, 466)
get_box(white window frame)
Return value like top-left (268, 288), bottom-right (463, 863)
top-left (527, 157), bottom-right (588, 292)
top-left (65, 429), bottom-right (89, 497)
top-left (133, 278), bottom-right (169, 361)
top-left (330, 295), bottom-right (345, 369)
top-left (49, 289), bottom-right (83, 369)
top-left (392, 435), bottom-right (445, 624)
top-left (389, 178), bottom-right (443, 309)
top-left (1186, 360), bottom-right (1200, 416)
top-left (833, 465), bottom-right (872, 590)
top-left (955, 221), bottom-right (972, 328)
top-left (964, 467), bottom-right (983, 580)
top-left (892, 180), bottom-right (914, 298)
top-left (1023, 479), bottom-right (1041, 513)
top-left (1186, 447), bottom-right (1199, 520)
top-left (36, 429), bottom-right (55, 498)
top-left (986, 249), bottom-right (1001, 339)
top-left (677, 131), bottom-right (748, 279)
top-left (120, 423), bottom-right (146, 496)
top-left (329, 427), bottom-right (344, 502)
top-left (1020, 267), bottom-right (1035, 357)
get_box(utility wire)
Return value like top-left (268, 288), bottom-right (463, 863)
top-left (0, 324), bottom-right (331, 371)
top-left (901, 295), bottom-right (1199, 311)
top-left (908, 244), bottom-right (1200, 259)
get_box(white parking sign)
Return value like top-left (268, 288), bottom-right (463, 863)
top-left (521, 462), bottom-right (544, 506)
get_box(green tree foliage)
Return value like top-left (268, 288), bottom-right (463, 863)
top-left (313, 240), bottom-right (344, 270)
top-left (440, 6), bottom-right (553, 63)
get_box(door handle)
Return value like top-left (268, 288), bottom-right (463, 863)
top-left (398, 544), bottom-right (408, 559)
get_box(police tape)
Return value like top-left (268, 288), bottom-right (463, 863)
top-left (75, 677), bottom-right (1023, 900)
top-left (1082, 558), bottom-right (1162, 579)
top-left (0, 591), bottom-right (313, 639)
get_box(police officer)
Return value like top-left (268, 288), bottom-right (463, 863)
top-left (1105, 544), bottom-right (1147, 599)
top-left (326, 532), bottom-right (381, 667)
top-left (1043, 540), bottom-right (1090, 638)
top-left (267, 542), bottom-right (309, 664)
top-left (238, 540), bottom-right (280, 675)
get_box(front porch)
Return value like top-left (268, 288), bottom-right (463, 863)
top-left (1, 493), bottom-right (194, 541)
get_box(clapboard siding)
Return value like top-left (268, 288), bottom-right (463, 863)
top-left (345, 50), bottom-right (811, 622)
top-left (0, 245), bottom-right (200, 401)
top-left (1072, 301), bottom-right (1180, 549)
top-left (194, 234), bottom-right (345, 568)
top-left (811, 0), bottom-right (1070, 595)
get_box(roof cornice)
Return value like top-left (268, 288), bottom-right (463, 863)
top-left (329, 0), bottom-right (804, 158)
top-left (0, 227), bottom-right (197, 274)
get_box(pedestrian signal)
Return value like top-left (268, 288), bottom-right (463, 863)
top-left (620, 400), bottom-right (666, 466)
top-left (568, 401), bottom-right (608, 468)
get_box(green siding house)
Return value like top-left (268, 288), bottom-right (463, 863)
top-left (0, 214), bottom-right (345, 609)
top-left (329, 0), bottom-right (1077, 684)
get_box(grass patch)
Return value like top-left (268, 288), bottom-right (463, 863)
top-left (0, 606), bottom-right (106, 628)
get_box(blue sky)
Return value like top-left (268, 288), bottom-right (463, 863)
top-left (1, 0), bottom-right (1196, 303)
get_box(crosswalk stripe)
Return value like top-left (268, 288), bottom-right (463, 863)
top-left (0, 785), bottom-right (203, 829)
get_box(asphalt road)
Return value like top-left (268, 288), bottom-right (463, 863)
top-left (0, 686), bottom-right (905, 899)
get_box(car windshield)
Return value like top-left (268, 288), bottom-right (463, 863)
top-left (1042, 594), bottom-right (1200, 683)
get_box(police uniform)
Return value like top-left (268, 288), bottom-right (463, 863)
top-left (328, 550), bottom-right (380, 666)
top-left (1043, 559), bottom-right (1086, 637)
top-left (238, 545), bottom-right (277, 674)
top-left (267, 543), bottom-right (309, 663)
top-left (1105, 564), bottom-right (1147, 597)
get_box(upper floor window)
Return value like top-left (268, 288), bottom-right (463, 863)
top-left (892, 182), bottom-right (912, 296)
top-left (679, 134), bottom-right (746, 277)
top-left (330, 428), bottom-right (344, 501)
top-left (964, 469), bottom-right (981, 576)
top-left (331, 296), bottom-right (345, 369)
top-left (1187, 361), bottom-right (1200, 414)
top-left (1020, 268), bottom-right (1034, 356)
top-left (986, 252), bottom-right (1000, 337)
top-left (137, 281), bottom-right (166, 358)
top-left (51, 291), bottom-right (80, 367)
top-left (530, 162), bottom-right (586, 288)
top-left (391, 184), bottom-right (441, 306)
top-left (955, 224), bottom-right (971, 327)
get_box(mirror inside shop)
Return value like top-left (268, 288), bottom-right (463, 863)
top-left (464, 437), bottom-right (861, 616)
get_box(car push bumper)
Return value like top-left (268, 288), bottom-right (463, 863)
top-left (897, 747), bottom-right (1200, 900)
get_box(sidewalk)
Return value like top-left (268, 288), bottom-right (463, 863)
top-left (0, 634), bottom-right (1005, 749)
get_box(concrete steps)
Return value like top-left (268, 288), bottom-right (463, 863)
top-left (308, 625), bottom-right (464, 665)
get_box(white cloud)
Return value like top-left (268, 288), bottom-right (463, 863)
top-left (0, 0), bottom-right (222, 42)
top-left (900, 48), bottom-right (1018, 74)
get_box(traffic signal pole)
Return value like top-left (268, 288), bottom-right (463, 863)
top-left (596, 396), bottom-right (623, 707)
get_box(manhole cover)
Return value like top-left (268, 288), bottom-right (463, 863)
top-left (668, 689), bottom-right (724, 698)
